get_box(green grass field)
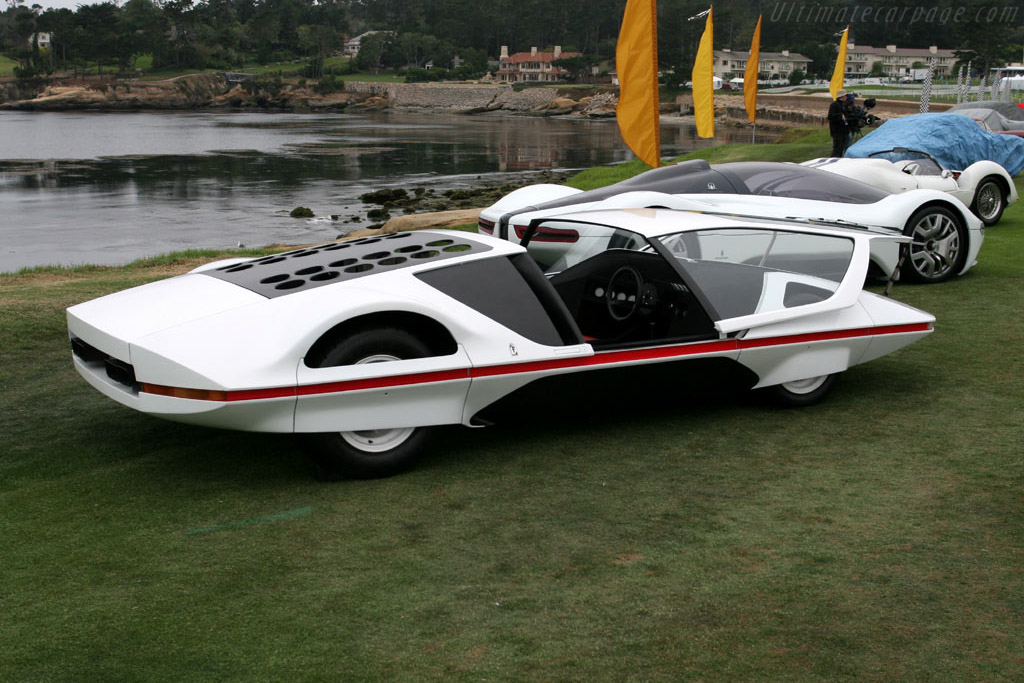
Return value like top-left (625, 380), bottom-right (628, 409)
top-left (0, 53), bottom-right (17, 78)
top-left (1, 143), bottom-right (1021, 680)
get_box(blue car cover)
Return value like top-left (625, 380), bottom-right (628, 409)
top-left (846, 112), bottom-right (1024, 175)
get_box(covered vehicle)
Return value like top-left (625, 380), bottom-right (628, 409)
top-left (803, 149), bottom-right (1017, 226)
top-left (948, 106), bottom-right (1024, 134)
top-left (845, 112), bottom-right (1024, 176)
top-left (68, 219), bottom-right (933, 479)
top-left (479, 160), bottom-right (984, 284)
top-left (948, 100), bottom-right (1024, 122)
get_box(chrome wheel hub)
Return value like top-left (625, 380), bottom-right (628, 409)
top-left (976, 185), bottom-right (1001, 220)
top-left (780, 375), bottom-right (829, 395)
top-left (341, 427), bottom-right (416, 453)
top-left (338, 352), bottom-right (415, 453)
top-left (909, 213), bottom-right (960, 279)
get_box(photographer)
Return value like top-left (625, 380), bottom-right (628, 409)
top-left (828, 89), bottom-right (853, 157)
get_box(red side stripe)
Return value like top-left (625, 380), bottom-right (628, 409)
top-left (736, 323), bottom-right (932, 349)
top-left (140, 323), bottom-right (931, 403)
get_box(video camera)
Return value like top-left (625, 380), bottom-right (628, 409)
top-left (848, 97), bottom-right (881, 134)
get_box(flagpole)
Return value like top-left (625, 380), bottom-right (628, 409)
top-left (691, 6), bottom-right (715, 142)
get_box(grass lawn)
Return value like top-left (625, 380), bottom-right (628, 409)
top-left (0, 53), bottom-right (17, 78)
top-left (1, 150), bottom-right (1022, 679)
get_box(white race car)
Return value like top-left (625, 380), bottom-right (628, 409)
top-left (68, 217), bottom-right (933, 479)
top-left (479, 160), bottom-right (985, 284)
top-left (803, 150), bottom-right (1018, 226)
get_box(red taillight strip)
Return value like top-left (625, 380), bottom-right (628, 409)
top-left (478, 218), bottom-right (495, 235)
top-left (513, 224), bottom-right (580, 243)
top-left (142, 383), bottom-right (293, 402)
top-left (139, 322), bottom-right (931, 402)
top-left (143, 368), bottom-right (470, 403)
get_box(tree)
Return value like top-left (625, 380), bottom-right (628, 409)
top-left (122, 0), bottom-right (166, 71)
top-left (553, 54), bottom-right (599, 82)
top-left (297, 23), bottom-right (337, 78)
top-left (396, 32), bottom-right (437, 68)
top-left (352, 31), bottom-right (385, 71)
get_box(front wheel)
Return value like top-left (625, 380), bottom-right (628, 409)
top-left (764, 374), bottom-right (837, 407)
top-left (971, 176), bottom-right (1006, 226)
top-left (900, 206), bottom-right (968, 284)
top-left (306, 328), bottom-right (432, 479)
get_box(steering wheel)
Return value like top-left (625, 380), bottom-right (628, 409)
top-left (606, 266), bottom-right (644, 322)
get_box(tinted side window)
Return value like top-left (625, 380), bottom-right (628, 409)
top-left (416, 256), bottom-right (566, 346)
top-left (658, 229), bottom-right (853, 320)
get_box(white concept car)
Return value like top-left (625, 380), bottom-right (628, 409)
top-left (803, 151), bottom-right (1018, 226)
top-left (479, 160), bottom-right (985, 284)
top-left (68, 215), bottom-right (934, 479)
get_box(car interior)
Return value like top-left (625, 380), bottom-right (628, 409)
top-left (546, 249), bottom-right (718, 346)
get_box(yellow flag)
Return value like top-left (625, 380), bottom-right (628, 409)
top-left (616, 0), bottom-right (660, 168)
top-left (830, 26), bottom-right (849, 99)
top-left (692, 6), bottom-right (715, 139)
top-left (744, 15), bottom-right (761, 124)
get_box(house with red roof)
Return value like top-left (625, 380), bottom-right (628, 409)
top-left (497, 45), bottom-right (582, 84)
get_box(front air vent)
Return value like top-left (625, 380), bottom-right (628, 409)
top-left (201, 232), bottom-right (492, 298)
top-left (71, 336), bottom-right (106, 363)
top-left (71, 336), bottom-right (139, 392)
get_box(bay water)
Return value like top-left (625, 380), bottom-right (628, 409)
top-left (0, 109), bottom-right (755, 272)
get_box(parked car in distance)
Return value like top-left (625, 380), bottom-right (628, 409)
top-left (803, 150), bottom-right (1018, 226)
top-left (479, 160), bottom-right (985, 284)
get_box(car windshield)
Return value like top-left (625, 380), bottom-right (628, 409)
top-left (656, 228), bottom-right (854, 319)
top-left (525, 218), bottom-right (857, 329)
top-left (720, 162), bottom-right (890, 204)
top-left (868, 149), bottom-right (944, 174)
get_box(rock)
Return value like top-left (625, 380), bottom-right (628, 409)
top-left (350, 95), bottom-right (389, 110)
top-left (379, 209), bottom-right (483, 233)
top-left (360, 188), bottom-right (409, 204)
top-left (1, 73), bottom-right (228, 110)
top-left (290, 206), bottom-right (315, 218)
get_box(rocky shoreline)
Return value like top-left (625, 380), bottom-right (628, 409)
top-left (0, 72), bottom-right (629, 118)
top-left (1, 72), bottom-right (873, 238)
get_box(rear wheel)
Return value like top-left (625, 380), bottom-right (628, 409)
top-left (307, 328), bottom-right (432, 480)
top-left (900, 206), bottom-right (968, 284)
top-left (971, 176), bottom-right (1006, 226)
top-left (764, 374), bottom-right (837, 407)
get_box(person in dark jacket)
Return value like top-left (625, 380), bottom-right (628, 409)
top-left (828, 89), bottom-right (851, 157)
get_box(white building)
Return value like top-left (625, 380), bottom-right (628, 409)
top-left (844, 43), bottom-right (957, 78)
top-left (713, 49), bottom-right (812, 80)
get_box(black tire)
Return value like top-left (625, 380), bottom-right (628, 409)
top-left (971, 176), bottom-right (1006, 226)
top-left (900, 206), bottom-right (968, 284)
top-left (306, 327), bottom-right (432, 480)
top-left (764, 373), bottom-right (837, 407)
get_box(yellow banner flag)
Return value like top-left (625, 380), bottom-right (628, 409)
top-left (830, 26), bottom-right (849, 99)
top-left (744, 15), bottom-right (761, 124)
top-left (616, 0), bottom-right (661, 168)
top-left (692, 6), bottom-right (715, 139)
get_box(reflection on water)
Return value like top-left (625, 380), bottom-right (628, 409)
top-left (0, 110), bottom-right (769, 271)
